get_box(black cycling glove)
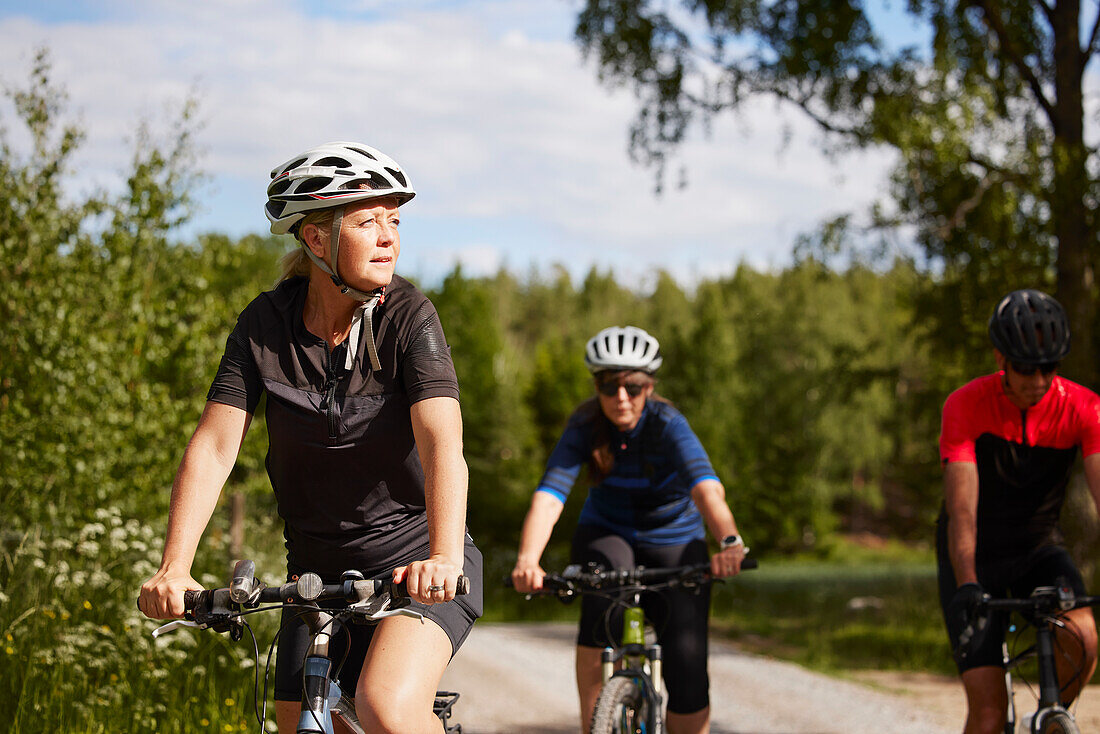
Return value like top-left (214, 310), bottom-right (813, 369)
top-left (949, 582), bottom-right (988, 664)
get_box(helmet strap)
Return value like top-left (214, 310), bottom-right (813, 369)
top-left (299, 204), bottom-right (378, 302)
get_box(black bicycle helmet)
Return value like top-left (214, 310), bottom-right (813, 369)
top-left (987, 289), bottom-right (1070, 364)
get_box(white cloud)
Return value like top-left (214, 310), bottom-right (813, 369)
top-left (0, 0), bottom-right (897, 285)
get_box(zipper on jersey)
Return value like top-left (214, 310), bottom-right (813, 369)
top-left (319, 345), bottom-right (344, 441)
top-left (1020, 408), bottom-right (1029, 446)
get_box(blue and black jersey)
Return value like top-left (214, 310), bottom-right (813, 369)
top-left (536, 399), bottom-right (719, 546)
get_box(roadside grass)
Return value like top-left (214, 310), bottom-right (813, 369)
top-left (709, 555), bottom-right (957, 676)
top-left (1, 505), bottom-right (285, 733)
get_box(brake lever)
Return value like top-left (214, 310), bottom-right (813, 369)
top-left (151, 619), bottom-right (200, 638)
top-left (368, 608), bottom-right (425, 623)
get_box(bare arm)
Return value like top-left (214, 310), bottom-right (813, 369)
top-left (511, 491), bottom-right (565, 592)
top-left (399, 396), bottom-right (468, 604)
top-left (943, 461), bottom-right (980, 587)
top-left (690, 478), bottom-right (746, 577)
top-left (139, 401), bottom-right (252, 619)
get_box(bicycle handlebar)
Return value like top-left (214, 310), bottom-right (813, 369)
top-left (181, 559), bottom-right (469, 627)
top-left (977, 585), bottom-right (1100, 617)
top-left (508, 558), bottom-right (758, 597)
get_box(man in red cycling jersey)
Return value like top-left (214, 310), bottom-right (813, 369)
top-left (938, 288), bottom-right (1100, 734)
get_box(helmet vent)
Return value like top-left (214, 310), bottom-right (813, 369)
top-left (342, 173), bottom-right (392, 191)
top-left (347, 147), bottom-right (378, 160)
top-left (315, 156), bottom-right (351, 168)
top-left (297, 177), bottom-right (329, 194)
top-left (265, 200), bottom-right (286, 218)
top-left (386, 167), bottom-right (408, 187)
top-left (268, 179), bottom-right (291, 196)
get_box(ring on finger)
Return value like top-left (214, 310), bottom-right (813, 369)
top-left (428, 584), bottom-right (445, 593)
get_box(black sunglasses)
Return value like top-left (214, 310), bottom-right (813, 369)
top-left (597, 381), bottom-right (648, 398)
top-left (1009, 360), bottom-right (1060, 376)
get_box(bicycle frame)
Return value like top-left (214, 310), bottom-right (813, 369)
top-left (1002, 623), bottom-right (1075, 734)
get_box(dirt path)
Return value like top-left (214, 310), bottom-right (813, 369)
top-left (440, 622), bottom-right (1100, 733)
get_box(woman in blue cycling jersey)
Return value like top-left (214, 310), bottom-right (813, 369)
top-left (511, 325), bottom-right (748, 734)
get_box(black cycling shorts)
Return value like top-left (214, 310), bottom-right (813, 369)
top-left (273, 539), bottom-right (483, 702)
top-left (936, 521), bottom-right (1086, 673)
top-left (571, 524), bottom-right (712, 715)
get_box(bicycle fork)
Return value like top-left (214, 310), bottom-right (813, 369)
top-left (1003, 639), bottom-right (1016, 734)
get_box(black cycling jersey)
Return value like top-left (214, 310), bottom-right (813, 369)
top-left (938, 373), bottom-right (1100, 559)
top-left (207, 274), bottom-right (461, 575)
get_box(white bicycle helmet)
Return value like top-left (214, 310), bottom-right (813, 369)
top-left (266, 141), bottom-right (415, 302)
top-left (584, 326), bottom-right (663, 374)
top-left (265, 141), bottom-right (415, 235)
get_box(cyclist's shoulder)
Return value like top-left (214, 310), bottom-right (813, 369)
top-left (944, 373), bottom-right (1001, 412)
top-left (233, 276), bottom-right (307, 329)
top-left (1051, 374), bottom-right (1100, 404)
top-left (643, 399), bottom-right (691, 432)
top-left (380, 275), bottom-right (439, 325)
top-left (1049, 375), bottom-right (1100, 425)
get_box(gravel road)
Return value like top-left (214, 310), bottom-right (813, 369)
top-left (438, 622), bottom-right (962, 734)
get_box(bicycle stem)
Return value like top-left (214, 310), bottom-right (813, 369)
top-left (298, 603), bottom-right (340, 734)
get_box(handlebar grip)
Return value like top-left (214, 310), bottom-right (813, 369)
top-left (183, 588), bottom-right (211, 612)
top-left (741, 557), bottom-right (758, 570)
top-left (389, 575), bottom-right (471, 599)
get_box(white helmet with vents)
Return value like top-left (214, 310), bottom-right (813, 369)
top-left (584, 326), bottom-right (663, 374)
top-left (265, 141), bottom-right (415, 236)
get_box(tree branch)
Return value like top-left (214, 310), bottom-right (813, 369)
top-left (766, 84), bottom-right (869, 142)
top-left (972, 0), bottom-right (1056, 121)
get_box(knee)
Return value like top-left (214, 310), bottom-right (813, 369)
top-left (356, 690), bottom-right (431, 734)
top-left (1062, 610), bottom-right (1098, 661)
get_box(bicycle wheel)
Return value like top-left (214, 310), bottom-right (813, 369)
top-left (590, 675), bottom-right (655, 734)
top-left (1035, 709), bottom-right (1080, 734)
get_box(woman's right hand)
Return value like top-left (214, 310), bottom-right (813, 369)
top-left (510, 558), bottom-right (546, 593)
top-left (138, 567), bottom-right (202, 620)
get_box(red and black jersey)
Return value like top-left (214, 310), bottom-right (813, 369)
top-left (940, 373), bottom-right (1100, 559)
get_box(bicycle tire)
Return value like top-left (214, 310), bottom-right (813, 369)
top-left (1034, 710), bottom-right (1079, 734)
top-left (590, 675), bottom-right (656, 734)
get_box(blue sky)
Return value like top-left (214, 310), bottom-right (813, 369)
top-left (0, 0), bottom-right (900, 287)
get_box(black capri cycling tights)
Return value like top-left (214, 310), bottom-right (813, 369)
top-left (571, 524), bottom-right (712, 715)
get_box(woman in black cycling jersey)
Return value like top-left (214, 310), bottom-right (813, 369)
top-left (138, 142), bottom-right (482, 734)
top-left (511, 325), bottom-right (748, 734)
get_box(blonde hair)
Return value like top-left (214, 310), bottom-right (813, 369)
top-left (278, 208), bottom-right (336, 282)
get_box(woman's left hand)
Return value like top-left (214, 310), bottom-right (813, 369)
top-left (710, 545), bottom-right (747, 578)
top-left (393, 556), bottom-right (464, 605)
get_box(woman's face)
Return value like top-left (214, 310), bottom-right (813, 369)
top-left (309, 197), bottom-right (402, 292)
top-left (595, 371), bottom-right (654, 432)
